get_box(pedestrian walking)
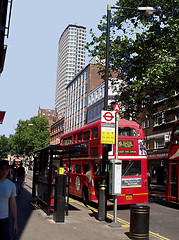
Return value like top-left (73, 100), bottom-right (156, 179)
top-left (0, 160), bottom-right (18, 239)
top-left (16, 162), bottom-right (25, 195)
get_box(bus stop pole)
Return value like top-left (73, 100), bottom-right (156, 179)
top-left (114, 112), bottom-right (119, 223)
top-left (110, 111), bottom-right (121, 228)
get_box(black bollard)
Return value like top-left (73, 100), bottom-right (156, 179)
top-left (129, 205), bottom-right (150, 240)
top-left (53, 175), bottom-right (67, 223)
top-left (98, 183), bottom-right (107, 221)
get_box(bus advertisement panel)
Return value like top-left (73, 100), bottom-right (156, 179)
top-left (60, 119), bottom-right (148, 205)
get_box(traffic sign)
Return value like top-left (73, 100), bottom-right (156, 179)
top-left (113, 104), bottom-right (120, 113)
top-left (101, 110), bottom-right (115, 124)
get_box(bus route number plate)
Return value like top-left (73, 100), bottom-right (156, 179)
top-left (126, 194), bottom-right (133, 200)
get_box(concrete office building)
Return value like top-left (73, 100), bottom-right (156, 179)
top-left (55, 24), bottom-right (86, 118)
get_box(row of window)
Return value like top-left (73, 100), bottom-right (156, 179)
top-left (146, 137), bottom-right (167, 149)
top-left (63, 164), bottom-right (89, 175)
top-left (66, 84), bottom-right (87, 105)
top-left (62, 126), bottom-right (137, 145)
top-left (66, 97), bottom-right (87, 117)
top-left (63, 161), bottom-right (141, 177)
top-left (87, 102), bottom-right (104, 122)
top-left (88, 88), bottom-right (104, 105)
top-left (51, 124), bottom-right (64, 134)
top-left (66, 111), bottom-right (85, 128)
top-left (67, 70), bottom-right (88, 94)
top-left (62, 127), bottom-right (99, 145)
top-left (142, 111), bottom-right (179, 128)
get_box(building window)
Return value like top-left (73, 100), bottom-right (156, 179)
top-left (154, 112), bottom-right (165, 126)
top-left (85, 83), bottom-right (88, 92)
top-left (142, 118), bottom-right (150, 129)
top-left (155, 138), bottom-right (165, 149)
top-left (85, 97), bottom-right (87, 106)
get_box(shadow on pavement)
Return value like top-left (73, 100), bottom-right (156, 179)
top-left (9, 183), bottom-right (35, 240)
top-left (149, 187), bottom-right (179, 210)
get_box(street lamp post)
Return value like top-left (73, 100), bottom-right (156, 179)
top-left (99, 4), bottom-right (155, 222)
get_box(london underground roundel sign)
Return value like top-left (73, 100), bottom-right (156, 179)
top-left (103, 112), bottom-right (114, 121)
top-left (101, 110), bottom-right (115, 124)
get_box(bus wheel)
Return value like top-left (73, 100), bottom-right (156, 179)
top-left (82, 186), bottom-right (88, 204)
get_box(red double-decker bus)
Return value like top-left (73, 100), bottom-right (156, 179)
top-left (167, 121), bottom-right (179, 203)
top-left (60, 119), bottom-right (148, 205)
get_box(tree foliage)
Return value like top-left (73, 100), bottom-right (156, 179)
top-left (0, 135), bottom-right (9, 158)
top-left (87, 0), bottom-right (179, 117)
top-left (1, 116), bottom-right (50, 157)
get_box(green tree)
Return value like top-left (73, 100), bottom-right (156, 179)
top-left (87, 0), bottom-right (179, 117)
top-left (8, 116), bottom-right (50, 156)
top-left (0, 135), bottom-right (9, 158)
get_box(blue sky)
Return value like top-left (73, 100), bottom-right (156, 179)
top-left (0, 0), bottom-right (117, 137)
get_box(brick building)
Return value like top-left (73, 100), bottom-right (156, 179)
top-left (50, 116), bottom-right (64, 145)
top-left (137, 93), bottom-right (179, 186)
top-left (38, 106), bottom-right (58, 126)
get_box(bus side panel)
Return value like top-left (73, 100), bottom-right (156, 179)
top-left (117, 158), bottom-right (148, 205)
top-left (117, 191), bottom-right (148, 205)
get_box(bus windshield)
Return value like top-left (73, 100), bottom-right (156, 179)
top-left (122, 160), bottom-right (141, 176)
top-left (119, 127), bottom-right (137, 137)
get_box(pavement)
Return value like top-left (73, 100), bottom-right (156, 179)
top-left (10, 180), bottom-right (131, 240)
top-left (8, 180), bottom-right (169, 240)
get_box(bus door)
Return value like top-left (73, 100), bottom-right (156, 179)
top-left (169, 163), bottom-right (179, 202)
top-left (93, 163), bottom-right (102, 199)
top-left (74, 164), bottom-right (82, 196)
top-left (69, 164), bottom-right (76, 195)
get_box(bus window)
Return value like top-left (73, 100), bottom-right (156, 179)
top-left (63, 138), bottom-right (68, 145)
top-left (68, 136), bottom-right (73, 144)
top-left (119, 127), bottom-right (137, 137)
top-left (63, 164), bottom-right (66, 173)
top-left (172, 125), bottom-right (179, 145)
top-left (94, 164), bottom-right (101, 176)
top-left (122, 160), bottom-right (141, 176)
top-left (77, 133), bottom-right (82, 142)
top-left (92, 127), bottom-right (98, 139)
top-left (83, 131), bottom-right (90, 141)
top-left (73, 134), bottom-right (77, 143)
top-left (92, 147), bottom-right (98, 156)
top-left (75, 165), bottom-right (81, 174)
top-left (83, 164), bottom-right (89, 174)
top-left (72, 164), bottom-right (75, 173)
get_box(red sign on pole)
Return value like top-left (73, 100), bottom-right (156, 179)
top-left (113, 104), bottom-right (120, 113)
top-left (101, 111), bottom-right (115, 124)
top-left (0, 111), bottom-right (6, 124)
top-left (103, 112), bottom-right (114, 122)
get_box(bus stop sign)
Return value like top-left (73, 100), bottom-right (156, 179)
top-left (101, 111), bottom-right (115, 124)
top-left (101, 111), bottom-right (115, 144)
top-left (113, 104), bottom-right (120, 113)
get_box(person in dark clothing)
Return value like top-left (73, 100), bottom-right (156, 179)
top-left (16, 162), bottom-right (25, 194)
